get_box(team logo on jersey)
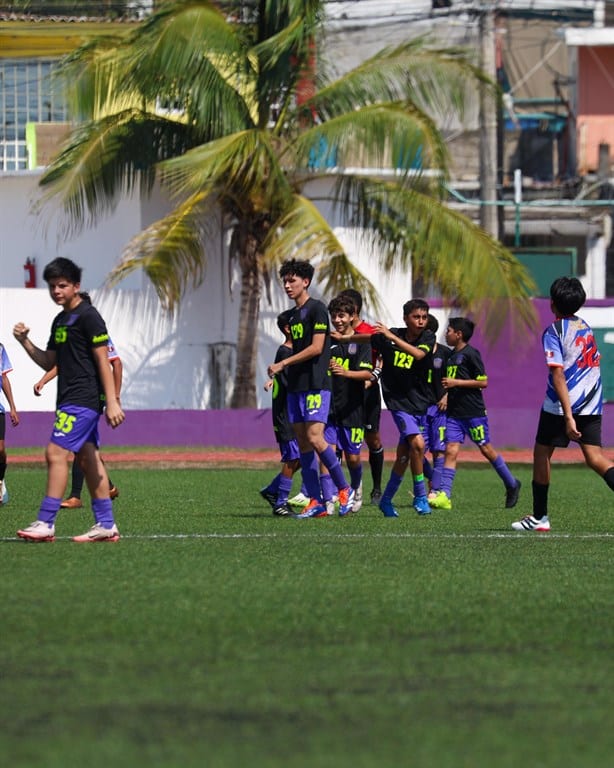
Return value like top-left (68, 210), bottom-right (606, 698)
top-left (349, 344), bottom-right (357, 355)
top-left (546, 350), bottom-right (555, 358)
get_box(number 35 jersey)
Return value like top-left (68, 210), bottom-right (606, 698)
top-left (371, 328), bottom-right (434, 415)
top-left (542, 315), bottom-right (603, 416)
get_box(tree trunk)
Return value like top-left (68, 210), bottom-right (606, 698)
top-left (230, 230), bottom-right (261, 408)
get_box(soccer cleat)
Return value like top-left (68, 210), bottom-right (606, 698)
top-left (273, 502), bottom-right (293, 516)
top-left (338, 486), bottom-right (355, 516)
top-left (428, 491), bottom-right (451, 510)
top-left (505, 479), bottom-right (522, 509)
top-left (294, 498), bottom-right (327, 518)
top-left (370, 488), bottom-right (382, 505)
top-left (288, 492), bottom-right (310, 508)
top-left (0, 479), bottom-right (8, 505)
top-left (60, 497), bottom-right (84, 509)
top-left (109, 485), bottom-right (119, 501)
top-left (379, 498), bottom-right (399, 518)
top-left (413, 495), bottom-right (432, 516)
top-left (259, 488), bottom-right (277, 509)
top-left (352, 482), bottom-right (363, 513)
top-left (325, 500), bottom-right (336, 516)
top-left (73, 523), bottom-right (120, 543)
top-left (511, 515), bottom-right (550, 532)
top-left (17, 520), bottom-right (55, 542)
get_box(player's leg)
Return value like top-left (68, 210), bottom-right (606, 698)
top-left (379, 439), bottom-right (410, 517)
top-left (472, 417), bottom-right (521, 507)
top-left (576, 416), bottom-right (614, 491)
top-left (364, 384), bottom-right (384, 503)
top-left (407, 430), bottom-right (430, 515)
top-left (61, 456), bottom-right (85, 508)
top-left (73, 440), bottom-right (119, 542)
top-left (0, 413), bottom-right (7, 504)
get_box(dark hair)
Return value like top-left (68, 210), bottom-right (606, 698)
top-left (426, 313), bottom-right (439, 333)
top-left (42, 257), bottom-right (82, 285)
top-left (550, 276), bottom-right (586, 316)
top-left (276, 310), bottom-right (293, 333)
top-left (328, 295), bottom-right (356, 316)
top-left (448, 317), bottom-right (475, 342)
top-left (402, 298), bottom-right (429, 315)
top-left (279, 259), bottom-right (314, 284)
top-left (79, 291), bottom-right (92, 305)
top-left (338, 288), bottom-right (363, 315)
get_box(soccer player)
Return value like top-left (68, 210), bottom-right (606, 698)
top-left (337, 288), bottom-right (386, 504)
top-left (429, 317), bottom-right (521, 511)
top-left (372, 298), bottom-right (435, 517)
top-left (266, 259), bottom-right (354, 518)
top-left (512, 276), bottom-right (614, 531)
top-left (260, 310), bottom-right (301, 516)
top-left (13, 257), bottom-right (125, 542)
top-left (423, 314), bottom-right (450, 499)
top-left (33, 292), bottom-right (121, 508)
top-left (0, 341), bottom-right (19, 505)
top-left (325, 294), bottom-right (373, 513)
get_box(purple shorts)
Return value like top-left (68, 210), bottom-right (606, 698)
top-left (423, 403), bottom-right (447, 453)
top-left (391, 410), bottom-right (424, 441)
top-left (446, 415), bottom-right (490, 446)
top-left (49, 405), bottom-right (100, 453)
top-left (287, 390), bottom-right (331, 424)
top-left (279, 438), bottom-right (300, 462)
top-left (335, 425), bottom-right (364, 455)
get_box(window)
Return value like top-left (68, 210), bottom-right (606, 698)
top-left (0, 58), bottom-right (68, 171)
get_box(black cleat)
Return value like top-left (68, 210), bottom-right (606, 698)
top-left (259, 488), bottom-right (277, 509)
top-left (505, 479), bottom-right (522, 509)
top-left (273, 503), bottom-right (293, 516)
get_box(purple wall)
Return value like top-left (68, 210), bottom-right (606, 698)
top-left (8, 298), bottom-right (613, 449)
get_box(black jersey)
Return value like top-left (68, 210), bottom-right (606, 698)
top-left (445, 344), bottom-right (488, 418)
top-left (271, 343), bottom-right (294, 444)
top-left (47, 301), bottom-right (110, 412)
top-left (429, 343), bottom-right (452, 404)
top-left (329, 338), bottom-right (373, 428)
top-left (371, 328), bottom-right (435, 414)
top-left (286, 297), bottom-right (331, 392)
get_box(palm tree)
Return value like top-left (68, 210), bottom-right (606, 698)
top-left (38, 0), bottom-right (536, 407)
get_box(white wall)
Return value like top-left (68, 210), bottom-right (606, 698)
top-left (0, 173), bottom-right (411, 413)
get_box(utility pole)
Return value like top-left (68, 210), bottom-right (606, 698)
top-left (478, 2), bottom-right (499, 239)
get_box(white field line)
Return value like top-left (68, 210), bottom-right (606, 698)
top-left (3, 531), bottom-right (613, 542)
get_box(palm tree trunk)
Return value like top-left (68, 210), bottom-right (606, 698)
top-left (230, 231), bottom-right (261, 408)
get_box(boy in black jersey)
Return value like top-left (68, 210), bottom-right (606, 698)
top-left (267, 259), bottom-right (355, 517)
top-left (371, 298), bottom-right (435, 517)
top-left (423, 314), bottom-right (450, 499)
top-left (429, 317), bottom-right (521, 510)
top-left (325, 295), bottom-right (373, 514)
top-left (260, 310), bottom-right (301, 516)
top-left (13, 258), bottom-right (125, 543)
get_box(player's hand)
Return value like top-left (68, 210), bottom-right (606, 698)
top-left (33, 380), bottom-right (44, 396)
top-left (9, 408), bottom-right (19, 427)
top-left (105, 401), bottom-right (125, 429)
top-left (13, 322), bottom-right (30, 343)
top-left (442, 377), bottom-right (456, 390)
top-left (267, 361), bottom-right (284, 378)
top-left (264, 379), bottom-right (274, 391)
top-left (373, 321), bottom-right (392, 338)
top-left (565, 416), bottom-right (582, 441)
top-left (329, 359), bottom-right (346, 377)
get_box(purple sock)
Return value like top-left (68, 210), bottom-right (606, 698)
top-left (266, 474), bottom-right (281, 497)
top-left (431, 456), bottom-right (444, 491)
top-left (349, 463), bottom-right (363, 490)
top-left (92, 498), bottom-right (115, 528)
top-left (382, 470), bottom-right (403, 502)
top-left (423, 458), bottom-right (433, 480)
top-left (320, 472), bottom-right (336, 502)
top-left (441, 467), bottom-right (456, 497)
top-left (277, 475), bottom-right (293, 504)
top-left (491, 455), bottom-right (516, 488)
top-left (299, 451), bottom-right (321, 500)
top-left (38, 496), bottom-right (61, 525)
top-left (413, 473), bottom-right (427, 498)
top-left (319, 446), bottom-right (349, 491)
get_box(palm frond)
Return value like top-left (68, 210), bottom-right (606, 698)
top-left (38, 111), bottom-right (191, 234)
top-left (106, 191), bottom-right (210, 313)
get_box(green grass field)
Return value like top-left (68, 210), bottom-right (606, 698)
top-left (1, 462), bottom-right (612, 768)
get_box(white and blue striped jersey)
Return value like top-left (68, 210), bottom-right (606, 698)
top-left (542, 315), bottom-right (602, 416)
top-left (0, 343), bottom-right (14, 415)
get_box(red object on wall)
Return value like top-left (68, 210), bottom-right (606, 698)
top-left (24, 257), bottom-right (36, 288)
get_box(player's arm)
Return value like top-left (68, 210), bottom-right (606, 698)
top-left (443, 376), bottom-right (487, 390)
top-left (110, 356), bottom-right (123, 402)
top-left (34, 366), bottom-right (58, 395)
top-left (550, 365), bottom-right (581, 440)
top-left (268, 331), bottom-right (326, 377)
top-left (12, 323), bottom-right (56, 371)
top-left (92, 345), bottom-right (125, 429)
top-left (374, 322), bottom-right (430, 360)
top-left (1, 373), bottom-right (19, 426)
